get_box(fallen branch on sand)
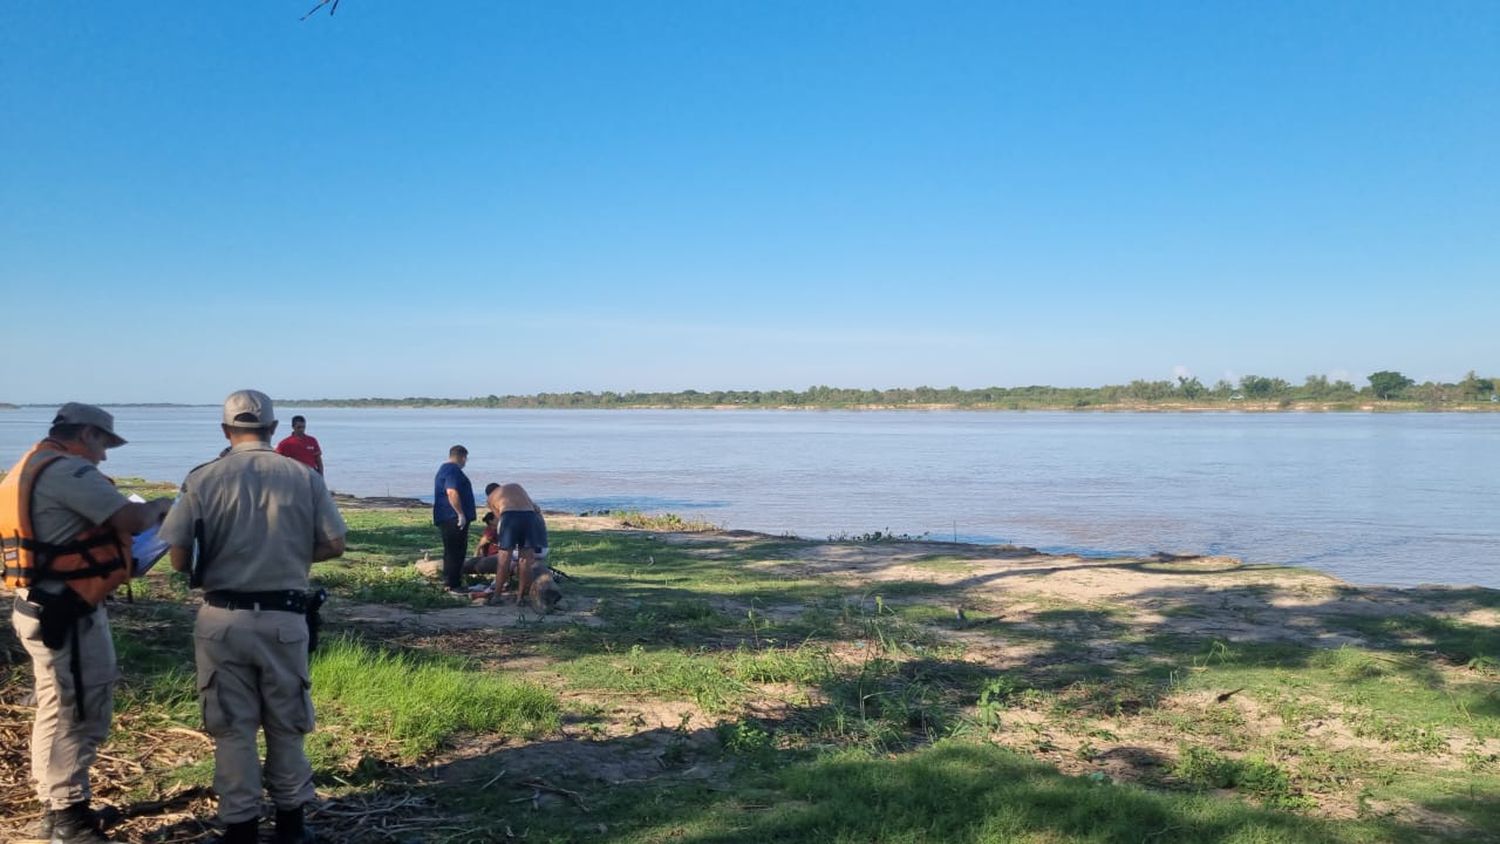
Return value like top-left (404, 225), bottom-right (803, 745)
top-left (514, 777), bottom-right (590, 812)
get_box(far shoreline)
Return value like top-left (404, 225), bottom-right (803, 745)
top-left (7, 401), bottom-right (1500, 413)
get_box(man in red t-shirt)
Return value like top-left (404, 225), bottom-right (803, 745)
top-left (275, 414), bottom-right (324, 475)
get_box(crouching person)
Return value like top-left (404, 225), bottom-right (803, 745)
top-left (161, 391), bottom-right (347, 843)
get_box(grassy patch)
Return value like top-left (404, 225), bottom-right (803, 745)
top-left (1173, 744), bottom-right (1313, 809)
top-left (312, 558), bottom-right (457, 609)
top-left (501, 741), bottom-right (1406, 843)
top-left (607, 510), bottom-right (720, 532)
top-left (561, 645), bottom-right (751, 713)
top-left (908, 555), bottom-right (981, 574)
top-left (312, 635), bottom-right (559, 758)
top-left (1328, 612), bottom-right (1500, 668)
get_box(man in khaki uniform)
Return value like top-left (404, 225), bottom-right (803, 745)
top-left (161, 390), bottom-right (346, 844)
top-left (5, 404), bottom-right (171, 843)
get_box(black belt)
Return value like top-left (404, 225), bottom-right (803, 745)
top-left (13, 595), bottom-right (43, 619)
top-left (204, 590), bottom-right (310, 614)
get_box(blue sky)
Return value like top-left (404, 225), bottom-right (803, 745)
top-left (2, 1), bottom-right (1496, 402)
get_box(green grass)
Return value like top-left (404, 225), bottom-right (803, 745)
top-left (315, 507), bottom-right (474, 608)
top-left (312, 558), bottom-right (457, 609)
top-left (1328, 611), bottom-right (1500, 667)
top-left (1173, 639), bottom-right (1497, 743)
top-left (561, 645), bottom-right (753, 713)
top-left (608, 510), bottom-right (721, 532)
top-left (466, 741), bottom-right (1413, 844)
top-left (111, 608), bottom-right (200, 724)
top-left (311, 634), bottom-right (560, 758)
top-left (1172, 745), bottom-right (1312, 810)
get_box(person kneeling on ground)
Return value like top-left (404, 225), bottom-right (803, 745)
top-left (460, 511), bottom-right (501, 577)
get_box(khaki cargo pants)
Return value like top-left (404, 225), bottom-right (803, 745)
top-left (12, 594), bottom-right (119, 810)
top-left (194, 603), bottom-right (317, 824)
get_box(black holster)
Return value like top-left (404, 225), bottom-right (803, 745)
top-left (189, 518), bottom-right (209, 589)
top-left (305, 588), bottom-right (328, 654)
top-left (23, 589), bottom-right (97, 718)
top-left (32, 588), bottom-right (95, 650)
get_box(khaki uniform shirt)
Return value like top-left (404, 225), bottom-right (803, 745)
top-left (31, 454), bottom-right (129, 546)
top-left (160, 442), bottom-right (346, 593)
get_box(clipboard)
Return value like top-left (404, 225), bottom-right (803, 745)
top-left (128, 494), bottom-right (172, 576)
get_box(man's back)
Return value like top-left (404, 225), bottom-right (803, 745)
top-left (491, 482), bottom-right (537, 513)
top-left (169, 442), bottom-right (343, 593)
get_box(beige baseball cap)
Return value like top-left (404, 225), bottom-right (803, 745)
top-left (53, 403), bottom-right (127, 448)
top-left (222, 389), bottom-right (277, 428)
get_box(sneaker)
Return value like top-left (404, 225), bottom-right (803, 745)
top-left (48, 802), bottom-right (114, 843)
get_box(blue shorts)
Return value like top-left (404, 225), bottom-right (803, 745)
top-left (497, 509), bottom-right (548, 553)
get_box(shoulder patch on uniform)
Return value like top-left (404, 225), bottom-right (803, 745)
top-left (186, 457), bottom-right (220, 476)
top-left (180, 456), bottom-right (222, 490)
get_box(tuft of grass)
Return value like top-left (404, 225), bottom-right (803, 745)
top-left (907, 555), bottom-right (980, 574)
top-left (1172, 745), bottom-right (1313, 810)
top-left (311, 560), bottom-right (456, 609)
top-left (311, 635), bottom-right (559, 757)
top-left (1344, 710), bottom-right (1449, 755)
top-left (725, 645), bottom-right (833, 686)
top-left (717, 718), bottom-right (778, 762)
top-left (561, 645), bottom-right (749, 713)
top-left (609, 510), bottom-right (720, 532)
top-left (1312, 646), bottom-right (1408, 681)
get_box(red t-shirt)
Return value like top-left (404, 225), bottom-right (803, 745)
top-left (275, 433), bottom-right (323, 473)
top-left (476, 524), bottom-right (498, 558)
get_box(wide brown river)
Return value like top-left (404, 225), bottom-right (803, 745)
top-left (2, 407), bottom-right (1495, 588)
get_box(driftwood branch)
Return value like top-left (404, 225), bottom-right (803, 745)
top-left (515, 778), bottom-right (590, 812)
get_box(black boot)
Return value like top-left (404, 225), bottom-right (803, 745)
top-left (19, 806), bottom-right (53, 844)
top-left (275, 805), bottom-right (316, 843)
top-left (215, 818), bottom-right (258, 843)
top-left (48, 802), bottom-right (114, 843)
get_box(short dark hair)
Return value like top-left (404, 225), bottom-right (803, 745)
top-left (484, 482), bottom-right (500, 496)
top-left (292, 415), bottom-right (306, 425)
top-left (449, 445), bottom-right (468, 458)
top-left (482, 511), bottom-right (496, 524)
top-left (229, 414), bottom-right (275, 442)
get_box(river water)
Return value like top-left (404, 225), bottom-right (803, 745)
top-left (2, 407), bottom-right (1496, 589)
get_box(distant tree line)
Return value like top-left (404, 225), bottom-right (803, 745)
top-left (286, 371), bottom-right (1498, 410)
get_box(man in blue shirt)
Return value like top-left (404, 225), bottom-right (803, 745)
top-left (432, 445), bottom-right (476, 593)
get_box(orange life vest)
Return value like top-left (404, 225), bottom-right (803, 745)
top-left (0, 439), bottom-right (133, 607)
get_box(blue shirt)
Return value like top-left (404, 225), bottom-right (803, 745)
top-left (433, 462), bottom-right (476, 525)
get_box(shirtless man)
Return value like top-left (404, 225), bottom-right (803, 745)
top-left (486, 482), bottom-right (549, 606)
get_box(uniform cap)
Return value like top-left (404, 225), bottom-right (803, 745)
top-left (53, 403), bottom-right (127, 447)
top-left (222, 389), bottom-right (277, 428)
